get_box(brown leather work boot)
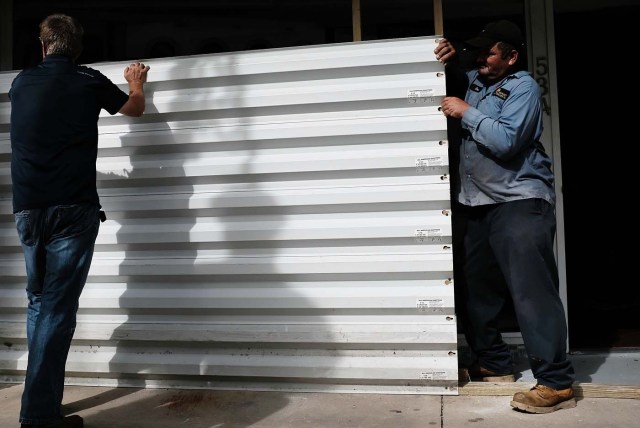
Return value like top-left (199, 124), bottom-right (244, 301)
top-left (510, 384), bottom-right (576, 414)
top-left (460, 362), bottom-right (515, 382)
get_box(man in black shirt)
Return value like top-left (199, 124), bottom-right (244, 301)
top-left (9, 14), bottom-right (149, 428)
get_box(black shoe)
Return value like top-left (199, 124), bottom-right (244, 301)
top-left (21, 415), bottom-right (84, 428)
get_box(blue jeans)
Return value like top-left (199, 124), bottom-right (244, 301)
top-left (15, 204), bottom-right (101, 425)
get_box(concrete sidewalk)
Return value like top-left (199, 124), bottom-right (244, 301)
top-left (1, 382), bottom-right (639, 428)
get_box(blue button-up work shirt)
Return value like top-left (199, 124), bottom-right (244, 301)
top-left (455, 69), bottom-right (555, 207)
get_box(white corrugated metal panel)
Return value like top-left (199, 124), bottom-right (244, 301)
top-left (0, 37), bottom-right (457, 394)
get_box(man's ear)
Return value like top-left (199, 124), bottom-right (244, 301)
top-left (508, 50), bottom-right (518, 66)
top-left (40, 40), bottom-right (47, 59)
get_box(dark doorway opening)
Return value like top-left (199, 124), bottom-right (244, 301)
top-left (556, 5), bottom-right (640, 350)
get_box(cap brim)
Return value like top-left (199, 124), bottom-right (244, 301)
top-left (464, 36), bottom-right (496, 49)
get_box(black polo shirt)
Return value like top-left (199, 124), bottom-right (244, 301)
top-left (9, 55), bottom-right (129, 212)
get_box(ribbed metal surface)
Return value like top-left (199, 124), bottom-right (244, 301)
top-left (0, 37), bottom-right (456, 394)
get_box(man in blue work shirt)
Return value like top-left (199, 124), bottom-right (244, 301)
top-left (434, 20), bottom-right (576, 413)
top-left (9, 14), bottom-right (149, 427)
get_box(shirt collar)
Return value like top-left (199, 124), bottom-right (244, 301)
top-left (42, 54), bottom-right (74, 64)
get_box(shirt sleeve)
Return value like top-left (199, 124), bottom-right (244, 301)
top-left (93, 69), bottom-right (130, 115)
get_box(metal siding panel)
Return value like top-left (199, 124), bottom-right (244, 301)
top-left (0, 37), bottom-right (457, 394)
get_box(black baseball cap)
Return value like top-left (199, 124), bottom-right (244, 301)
top-left (464, 20), bottom-right (524, 50)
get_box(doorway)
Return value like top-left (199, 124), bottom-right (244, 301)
top-left (555, 4), bottom-right (640, 349)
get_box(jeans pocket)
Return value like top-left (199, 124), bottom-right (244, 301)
top-left (14, 210), bottom-right (35, 246)
top-left (531, 198), bottom-right (549, 216)
top-left (51, 204), bottom-right (100, 240)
